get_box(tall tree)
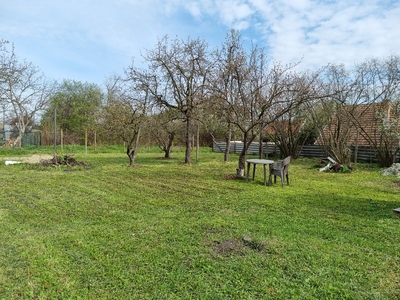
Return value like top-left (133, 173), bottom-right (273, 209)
top-left (128, 36), bottom-right (211, 164)
top-left (211, 30), bottom-right (244, 162)
top-left (104, 75), bottom-right (151, 166)
top-left (42, 79), bottom-right (103, 145)
top-left (212, 31), bottom-right (315, 176)
top-left (0, 41), bottom-right (54, 147)
top-left (260, 69), bottom-right (324, 159)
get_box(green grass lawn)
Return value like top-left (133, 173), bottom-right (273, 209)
top-left (0, 147), bottom-right (399, 299)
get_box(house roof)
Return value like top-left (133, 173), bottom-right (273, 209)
top-left (315, 100), bottom-right (397, 146)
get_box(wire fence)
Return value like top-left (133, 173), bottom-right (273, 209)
top-left (0, 130), bottom-right (43, 147)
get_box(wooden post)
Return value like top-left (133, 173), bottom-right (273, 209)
top-left (61, 129), bottom-right (63, 154)
top-left (94, 131), bottom-right (97, 152)
top-left (53, 109), bottom-right (57, 158)
top-left (85, 128), bottom-right (88, 156)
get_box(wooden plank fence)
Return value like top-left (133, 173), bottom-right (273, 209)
top-left (213, 141), bottom-right (400, 163)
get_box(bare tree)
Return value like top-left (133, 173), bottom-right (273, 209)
top-left (129, 36), bottom-right (211, 164)
top-left (104, 75), bottom-right (150, 166)
top-left (0, 42), bottom-right (54, 147)
top-left (265, 70), bottom-right (325, 159)
top-left (211, 30), bottom-right (244, 162)
top-left (148, 107), bottom-right (181, 158)
top-left (265, 109), bottom-right (308, 159)
top-left (314, 56), bottom-right (400, 166)
top-left (347, 55), bottom-right (400, 166)
top-left (211, 31), bottom-right (313, 176)
top-left (310, 64), bottom-right (354, 163)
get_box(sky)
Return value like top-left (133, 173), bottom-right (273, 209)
top-left (1, 0), bottom-right (399, 86)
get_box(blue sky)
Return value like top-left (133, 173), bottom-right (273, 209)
top-left (1, 0), bottom-right (399, 86)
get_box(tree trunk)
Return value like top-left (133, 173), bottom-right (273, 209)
top-left (126, 127), bottom-right (141, 166)
top-left (164, 148), bottom-right (171, 158)
top-left (237, 135), bottom-right (248, 177)
top-left (236, 133), bottom-right (256, 177)
top-left (224, 122), bottom-right (232, 162)
top-left (163, 132), bottom-right (174, 158)
top-left (236, 148), bottom-right (246, 177)
top-left (14, 134), bottom-right (22, 148)
top-left (185, 116), bottom-right (192, 164)
top-left (127, 147), bottom-right (136, 166)
top-left (258, 122), bottom-right (264, 159)
top-left (377, 148), bottom-right (397, 167)
top-left (14, 126), bottom-right (26, 147)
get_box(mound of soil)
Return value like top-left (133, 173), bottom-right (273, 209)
top-left (41, 155), bottom-right (86, 167)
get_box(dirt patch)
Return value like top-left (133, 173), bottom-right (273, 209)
top-left (2, 154), bottom-right (53, 164)
top-left (224, 173), bottom-right (243, 180)
top-left (213, 239), bottom-right (244, 256)
top-left (212, 236), bottom-right (265, 257)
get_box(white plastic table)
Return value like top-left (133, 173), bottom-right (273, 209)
top-left (246, 159), bottom-right (275, 186)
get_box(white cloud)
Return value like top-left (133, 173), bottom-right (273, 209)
top-left (215, 1), bottom-right (254, 29)
top-left (1, 0), bottom-right (399, 84)
top-left (244, 0), bottom-right (400, 68)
